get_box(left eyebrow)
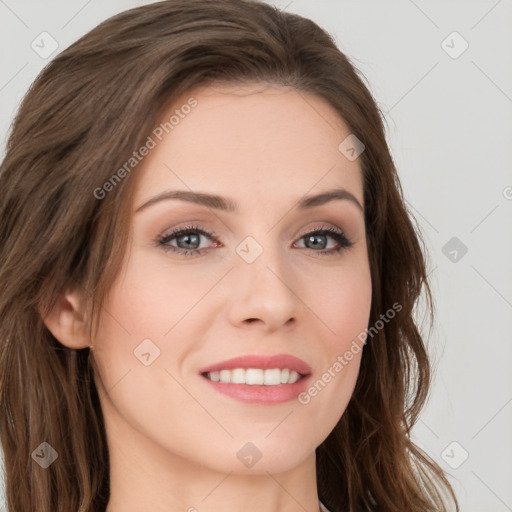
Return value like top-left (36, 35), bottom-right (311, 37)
top-left (134, 187), bottom-right (364, 215)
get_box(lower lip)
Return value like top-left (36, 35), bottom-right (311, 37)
top-left (200, 374), bottom-right (312, 404)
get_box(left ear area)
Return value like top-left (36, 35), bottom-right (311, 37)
top-left (38, 289), bottom-right (91, 349)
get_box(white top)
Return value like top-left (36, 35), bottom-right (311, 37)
top-left (319, 500), bottom-right (332, 512)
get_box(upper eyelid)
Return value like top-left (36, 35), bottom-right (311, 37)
top-left (158, 223), bottom-right (350, 245)
top-left (155, 223), bottom-right (355, 259)
top-left (151, 203), bottom-right (362, 236)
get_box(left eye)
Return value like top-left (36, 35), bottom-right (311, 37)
top-left (157, 224), bottom-right (354, 257)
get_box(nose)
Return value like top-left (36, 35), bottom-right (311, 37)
top-left (227, 242), bottom-right (299, 333)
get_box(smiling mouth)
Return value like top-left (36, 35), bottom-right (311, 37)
top-left (201, 368), bottom-right (307, 386)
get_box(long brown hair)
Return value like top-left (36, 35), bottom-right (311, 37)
top-left (0, 1), bottom-right (458, 510)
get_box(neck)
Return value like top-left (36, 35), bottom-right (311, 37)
top-left (102, 395), bottom-right (323, 512)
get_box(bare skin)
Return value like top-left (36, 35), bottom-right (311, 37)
top-left (43, 82), bottom-right (372, 512)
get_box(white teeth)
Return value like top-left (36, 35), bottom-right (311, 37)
top-left (205, 368), bottom-right (302, 385)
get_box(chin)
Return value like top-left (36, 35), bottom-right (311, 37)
top-left (212, 440), bottom-right (312, 475)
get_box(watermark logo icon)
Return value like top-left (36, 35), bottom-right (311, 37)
top-left (32, 442), bottom-right (59, 468)
top-left (134, 338), bottom-right (161, 366)
top-left (441, 31), bottom-right (469, 59)
top-left (442, 236), bottom-right (468, 263)
top-left (31, 31), bottom-right (59, 59)
top-left (338, 134), bottom-right (365, 161)
top-left (441, 441), bottom-right (469, 469)
top-left (236, 442), bottom-right (263, 468)
top-left (236, 236), bottom-right (264, 264)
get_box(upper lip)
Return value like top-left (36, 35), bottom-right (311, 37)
top-left (199, 353), bottom-right (312, 376)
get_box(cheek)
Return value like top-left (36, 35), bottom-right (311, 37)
top-left (301, 261), bottom-right (371, 410)
top-left (89, 264), bottom-right (171, 394)
top-left (90, 275), bottom-right (194, 439)
top-left (90, 251), bottom-right (219, 401)
top-left (99, 257), bottom-right (198, 338)
top-left (321, 259), bottom-right (372, 346)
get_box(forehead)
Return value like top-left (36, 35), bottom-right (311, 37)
top-left (133, 82), bottom-right (364, 212)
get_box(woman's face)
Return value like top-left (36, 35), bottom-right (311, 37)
top-left (92, 82), bottom-right (372, 476)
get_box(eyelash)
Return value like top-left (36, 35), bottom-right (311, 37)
top-left (156, 223), bottom-right (354, 258)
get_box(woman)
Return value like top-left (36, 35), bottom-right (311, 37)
top-left (0, 1), bottom-right (459, 511)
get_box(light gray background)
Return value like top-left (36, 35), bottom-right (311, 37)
top-left (1, 1), bottom-right (511, 511)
